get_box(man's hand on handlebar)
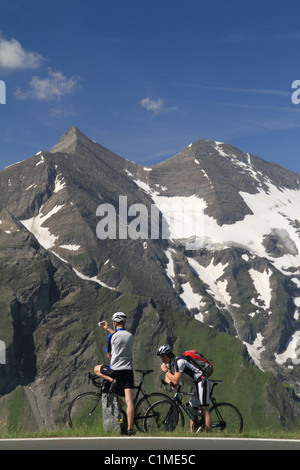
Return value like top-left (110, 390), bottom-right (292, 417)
top-left (161, 379), bottom-right (180, 391)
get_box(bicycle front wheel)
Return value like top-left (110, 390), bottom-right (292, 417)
top-left (144, 400), bottom-right (179, 433)
top-left (134, 392), bottom-right (177, 432)
top-left (68, 392), bottom-right (103, 429)
top-left (209, 402), bottom-right (243, 433)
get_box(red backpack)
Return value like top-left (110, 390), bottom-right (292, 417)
top-left (181, 350), bottom-right (213, 378)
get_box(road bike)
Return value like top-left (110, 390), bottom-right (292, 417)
top-left (68, 369), bottom-right (177, 433)
top-left (144, 379), bottom-right (243, 433)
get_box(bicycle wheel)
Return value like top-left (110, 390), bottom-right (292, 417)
top-left (68, 392), bottom-right (102, 429)
top-left (68, 391), bottom-right (127, 432)
top-left (134, 393), bottom-right (177, 432)
top-left (144, 400), bottom-right (179, 433)
top-left (209, 402), bottom-right (243, 433)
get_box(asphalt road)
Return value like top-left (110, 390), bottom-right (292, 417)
top-left (0, 436), bottom-right (299, 451)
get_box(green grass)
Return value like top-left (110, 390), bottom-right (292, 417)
top-left (1, 424), bottom-right (300, 440)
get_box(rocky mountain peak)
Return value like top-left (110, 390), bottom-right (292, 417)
top-left (50, 126), bottom-right (96, 155)
top-left (49, 126), bottom-right (135, 178)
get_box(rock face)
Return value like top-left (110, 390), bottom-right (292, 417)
top-left (0, 127), bottom-right (300, 431)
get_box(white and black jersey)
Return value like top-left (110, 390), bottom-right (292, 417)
top-left (173, 357), bottom-right (202, 384)
top-left (169, 356), bottom-right (210, 407)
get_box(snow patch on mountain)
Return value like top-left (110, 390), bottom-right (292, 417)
top-left (164, 248), bottom-right (176, 287)
top-left (243, 333), bottom-right (265, 370)
top-left (73, 268), bottom-right (116, 290)
top-left (187, 256), bottom-right (229, 308)
top-left (249, 268), bottom-right (272, 311)
top-left (53, 174), bottom-right (66, 193)
top-left (21, 205), bottom-right (63, 250)
top-left (25, 184), bottom-right (37, 191)
top-left (180, 282), bottom-right (204, 311)
top-left (60, 244), bottom-right (81, 251)
top-left (275, 331), bottom-right (300, 366)
top-left (214, 142), bottom-right (228, 157)
top-left (36, 154), bottom-right (44, 167)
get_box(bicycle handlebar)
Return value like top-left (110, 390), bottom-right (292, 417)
top-left (86, 369), bottom-right (154, 387)
top-left (161, 378), bottom-right (223, 394)
top-left (87, 372), bottom-right (103, 388)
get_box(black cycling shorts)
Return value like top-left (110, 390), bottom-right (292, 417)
top-left (100, 365), bottom-right (134, 390)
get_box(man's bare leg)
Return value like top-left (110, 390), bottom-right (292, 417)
top-left (201, 406), bottom-right (212, 432)
top-left (124, 388), bottom-right (135, 431)
top-left (94, 365), bottom-right (113, 383)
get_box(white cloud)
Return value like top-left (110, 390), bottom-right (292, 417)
top-left (14, 68), bottom-right (80, 101)
top-left (141, 97), bottom-right (164, 113)
top-left (141, 97), bottom-right (177, 115)
top-left (0, 35), bottom-right (44, 69)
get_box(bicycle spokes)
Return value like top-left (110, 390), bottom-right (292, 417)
top-left (210, 403), bottom-right (243, 433)
top-left (144, 400), bottom-right (179, 433)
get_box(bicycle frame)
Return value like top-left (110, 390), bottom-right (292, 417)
top-left (167, 379), bottom-right (226, 431)
top-left (173, 392), bottom-right (196, 420)
top-left (92, 369), bottom-right (167, 428)
top-left (172, 388), bottom-right (204, 431)
top-left (208, 381), bottom-right (226, 430)
top-left (131, 369), bottom-right (153, 405)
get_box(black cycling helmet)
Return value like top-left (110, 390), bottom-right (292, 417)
top-left (157, 344), bottom-right (173, 356)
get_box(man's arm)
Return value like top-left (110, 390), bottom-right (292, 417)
top-left (105, 332), bottom-right (113, 361)
top-left (100, 320), bottom-right (114, 334)
top-left (160, 362), bottom-right (182, 386)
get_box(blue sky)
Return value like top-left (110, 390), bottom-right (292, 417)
top-left (1, 0), bottom-right (300, 173)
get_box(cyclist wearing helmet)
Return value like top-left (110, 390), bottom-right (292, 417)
top-left (94, 312), bottom-right (135, 435)
top-left (157, 344), bottom-right (212, 432)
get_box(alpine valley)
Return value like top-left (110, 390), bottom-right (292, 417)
top-left (1, 127), bottom-right (300, 432)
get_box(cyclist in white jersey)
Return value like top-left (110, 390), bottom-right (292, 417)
top-left (95, 312), bottom-right (135, 436)
top-left (157, 344), bottom-right (212, 432)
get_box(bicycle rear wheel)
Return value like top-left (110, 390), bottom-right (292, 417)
top-left (144, 400), bottom-right (179, 433)
top-left (209, 402), bottom-right (243, 433)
